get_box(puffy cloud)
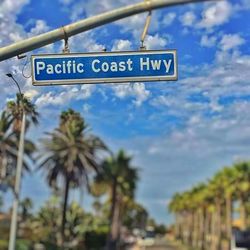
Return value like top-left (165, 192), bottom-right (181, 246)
top-left (144, 34), bottom-right (169, 50)
top-left (0, 0), bottom-right (30, 16)
top-left (58, 0), bottom-right (73, 5)
top-left (198, 1), bottom-right (232, 29)
top-left (220, 34), bottom-right (245, 51)
top-left (200, 35), bottom-right (217, 47)
top-left (111, 39), bottom-right (132, 51)
top-left (35, 85), bottom-right (95, 107)
top-left (0, 1), bottom-right (28, 46)
top-left (28, 20), bottom-right (49, 36)
top-left (69, 32), bottom-right (105, 52)
top-left (83, 103), bottom-right (91, 113)
top-left (162, 12), bottom-right (176, 26)
top-left (132, 82), bottom-right (150, 107)
top-left (112, 82), bottom-right (150, 106)
top-left (59, 0), bottom-right (138, 21)
top-left (179, 11), bottom-right (196, 27)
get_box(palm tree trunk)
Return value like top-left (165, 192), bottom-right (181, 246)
top-left (192, 211), bottom-right (198, 248)
top-left (175, 214), bottom-right (181, 240)
top-left (187, 212), bottom-right (193, 246)
top-left (211, 210), bottom-right (217, 250)
top-left (61, 177), bottom-right (70, 247)
top-left (201, 208), bottom-right (207, 250)
top-left (226, 194), bottom-right (232, 250)
top-left (106, 178), bottom-right (119, 250)
top-left (215, 201), bottom-right (222, 250)
top-left (199, 208), bottom-right (205, 250)
top-left (240, 198), bottom-right (247, 230)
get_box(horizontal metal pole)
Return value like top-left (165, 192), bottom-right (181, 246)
top-left (0, 0), bottom-right (218, 62)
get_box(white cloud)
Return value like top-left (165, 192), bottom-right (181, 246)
top-left (59, 0), bottom-right (139, 21)
top-left (69, 32), bottom-right (105, 52)
top-left (220, 34), bottom-right (245, 51)
top-left (235, 0), bottom-right (250, 11)
top-left (112, 82), bottom-right (150, 106)
top-left (0, 0), bottom-right (30, 16)
top-left (111, 39), bottom-right (132, 51)
top-left (179, 11), bottom-right (196, 27)
top-left (35, 85), bottom-right (95, 107)
top-left (133, 82), bottom-right (150, 107)
top-left (150, 49), bottom-right (250, 122)
top-left (117, 12), bottom-right (161, 39)
top-left (145, 34), bottom-right (169, 50)
top-left (198, 1), bottom-right (232, 29)
top-left (200, 35), bottom-right (217, 47)
top-left (58, 0), bottom-right (73, 5)
top-left (28, 20), bottom-right (49, 36)
top-left (83, 103), bottom-right (91, 113)
top-left (162, 12), bottom-right (176, 26)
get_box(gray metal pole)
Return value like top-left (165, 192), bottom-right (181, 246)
top-left (0, 0), bottom-right (219, 62)
top-left (8, 109), bottom-right (26, 250)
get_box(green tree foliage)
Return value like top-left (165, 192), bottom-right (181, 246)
top-left (0, 95), bottom-right (37, 191)
top-left (168, 162), bottom-right (250, 250)
top-left (7, 94), bottom-right (38, 134)
top-left (19, 197), bottom-right (33, 222)
top-left (37, 109), bottom-right (107, 246)
top-left (93, 150), bottom-right (138, 250)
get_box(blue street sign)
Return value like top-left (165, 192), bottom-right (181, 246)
top-left (31, 50), bottom-right (177, 85)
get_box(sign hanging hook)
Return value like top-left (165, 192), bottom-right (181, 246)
top-left (62, 26), bottom-right (70, 53)
top-left (140, 10), bottom-right (152, 50)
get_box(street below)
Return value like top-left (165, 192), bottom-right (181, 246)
top-left (133, 238), bottom-right (185, 250)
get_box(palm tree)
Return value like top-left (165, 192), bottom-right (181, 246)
top-left (37, 109), bottom-right (107, 246)
top-left (19, 197), bottom-right (33, 222)
top-left (0, 111), bottom-right (15, 181)
top-left (122, 200), bottom-right (148, 231)
top-left (93, 150), bottom-right (139, 250)
top-left (216, 167), bottom-right (237, 250)
top-left (233, 162), bottom-right (250, 230)
top-left (7, 94), bottom-right (38, 134)
top-left (0, 96), bottom-right (37, 190)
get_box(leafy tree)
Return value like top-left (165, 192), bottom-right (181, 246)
top-left (0, 94), bottom-right (38, 191)
top-left (0, 111), bottom-right (15, 182)
top-left (37, 109), bottom-right (107, 245)
top-left (7, 94), bottom-right (38, 134)
top-left (19, 197), bottom-right (33, 222)
top-left (93, 150), bottom-right (138, 250)
top-left (233, 162), bottom-right (250, 230)
top-left (122, 200), bottom-right (148, 231)
top-left (168, 162), bottom-right (250, 250)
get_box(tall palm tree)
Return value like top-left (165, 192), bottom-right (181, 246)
top-left (233, 162), bottom-right (250, 230)
top-left (2, 94), bottom-right (38, 178)
top-left (37, 109), bottom-right (107, 246)
top-left (0, 97), bottom-right (36, 190)
top-left (93, 150), bottom-right (138, 250)
top-left (216, 167), bottom-right (237, 250)
top-left (7, 94), bottom-right (38, 134)
top-left (0, 111), bottom-right (15, 181)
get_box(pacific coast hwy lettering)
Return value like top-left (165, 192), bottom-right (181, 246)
top-left (31, 50), bottom-right (177, 85)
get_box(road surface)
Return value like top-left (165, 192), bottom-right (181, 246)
top-left (133, 238), bottom-right (185, 250)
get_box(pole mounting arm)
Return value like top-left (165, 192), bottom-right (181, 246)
top-left (62, 26), bottom-right (70, 53)
top-left (0, 0), bottom-right (221, 62)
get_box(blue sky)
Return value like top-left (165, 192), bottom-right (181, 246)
top-left (0, 0), bottom-right (250, 224)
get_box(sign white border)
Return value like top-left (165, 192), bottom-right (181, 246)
top-left (31, 50), bottom-right (178, 86)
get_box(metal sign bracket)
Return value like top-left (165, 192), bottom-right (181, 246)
top-left (62, 26), bottom-right (70, 53)
top-left (140, 9), bottom-right (152, 50)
